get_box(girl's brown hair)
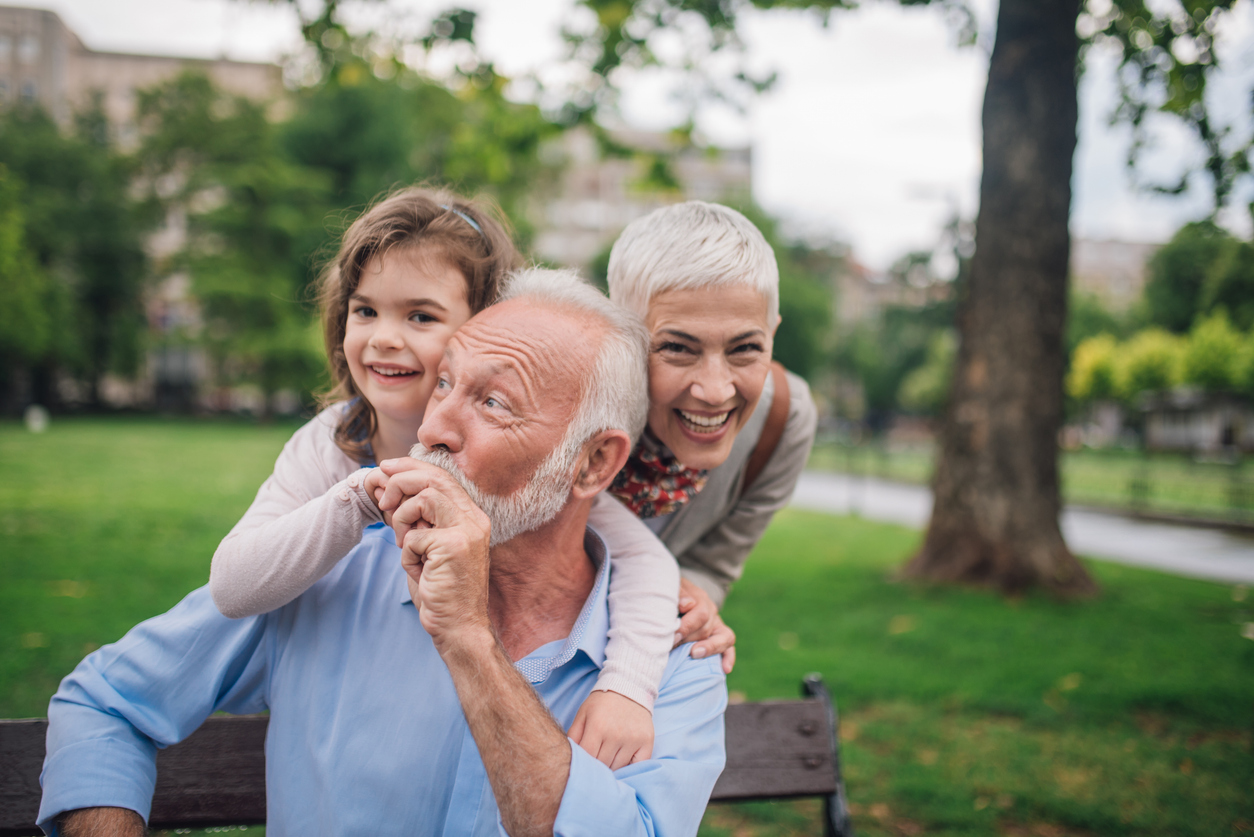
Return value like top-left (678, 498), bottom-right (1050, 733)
top-left (317, 186), bottom-right (521, 463)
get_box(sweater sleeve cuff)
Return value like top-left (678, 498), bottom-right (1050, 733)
top-left (589, 672), bottom-right (656, 714)
top-left (340, 469), bottom-right (385, 525)
top-left (38, 736), bottom-right (158, 834)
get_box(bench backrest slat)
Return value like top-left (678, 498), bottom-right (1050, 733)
top-left (0, 695), bottom-right (843, 835)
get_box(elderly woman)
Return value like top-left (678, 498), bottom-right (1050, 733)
top-left (606, 201), bottom-right (818, 671)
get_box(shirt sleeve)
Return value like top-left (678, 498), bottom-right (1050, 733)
top-left (552, 651), bottom-right (727, 837)
top-left (587, 493), bottom-right (680, 713)
top-left (38, 587), bottom-right (273, 834)
top-left (209, 407), bottom-right (385, 618)
top-left (679, 372), bottom-right (818, 608)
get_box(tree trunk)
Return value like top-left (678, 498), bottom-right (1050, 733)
top-left (903, 0), bottom-right (1097, 596)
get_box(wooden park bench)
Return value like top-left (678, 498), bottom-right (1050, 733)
top-left (0, 674), bottom-right (853, 836)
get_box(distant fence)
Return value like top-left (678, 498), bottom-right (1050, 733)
top-left (808, 441), bottom-right (1254, 526)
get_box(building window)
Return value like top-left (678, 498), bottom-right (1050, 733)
top-left (18, 34), bottom-right (38, 64)
top-left (20, 80), bottom-right (35, 102)
top-left (0, 35), bottom-right (11, 62)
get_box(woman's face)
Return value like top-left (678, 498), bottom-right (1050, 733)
top-left (645, 284), bottom-right (776, 471)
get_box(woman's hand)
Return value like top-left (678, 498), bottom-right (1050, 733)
top-left (675, 578), bottom-right (737, 674)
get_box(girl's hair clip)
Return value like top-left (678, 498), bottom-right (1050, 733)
top-left (439, 204), bottom-right (484, 236)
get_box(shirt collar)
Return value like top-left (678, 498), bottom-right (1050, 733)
top-left (397, 526), bottom-right (612, 678)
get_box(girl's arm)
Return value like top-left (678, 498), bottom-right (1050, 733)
top-left (568, 492), bottom-right (680, 769)
top-left (587, 490), bottom-right (680, 712)
top-left (209, 409), bottom-right (385, 618)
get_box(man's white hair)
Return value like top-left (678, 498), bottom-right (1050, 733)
top-left (498, 266), bottom-right (650, 456)
top-left (606, 201), bottom-right (780, 328)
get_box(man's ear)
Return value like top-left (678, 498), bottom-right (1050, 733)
top-left (570, 429), bottom-right (632, 499)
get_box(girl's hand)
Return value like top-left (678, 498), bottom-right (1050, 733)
top-left (363, 467), bottom-right (389, 510)
top-left (675, 578), bottom-right (737, 674)
top-left (568, 690), bottom-right (654, 770)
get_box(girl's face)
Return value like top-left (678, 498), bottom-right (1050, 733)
top-left (645, 284), bottom-right (776, 471)
top-left (343, 247), bottom-right (473, 444)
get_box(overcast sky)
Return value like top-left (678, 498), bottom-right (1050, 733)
top-left (27, 0), bottom-right (1254, 269)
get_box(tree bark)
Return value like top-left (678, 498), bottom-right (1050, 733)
top-left (903, 0), bottom-right (1097, 596)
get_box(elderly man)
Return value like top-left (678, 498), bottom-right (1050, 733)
top-left (38, 269), bottom-right (727, 837)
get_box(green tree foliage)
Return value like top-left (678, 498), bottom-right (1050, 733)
top-left (1114, 329), bottom-right (1183, 401)
top-left (0, 103), bottom-right (149, 407)
top-left (1181, 310), bottom-right (1242, 391)
top-left (1201, 239), bottom-right (1254, 330)
top-left (1066, 290), bottom-right (1135, 357)
top-left (0, 166), bottom-right (52, 369)
top-left (1143, 221), bottom-right (1234, 332)
top-left (898, 329), bottom-right (956, 415)
top-left (1067, 333), bottom-right (1119, 403)
top-left (135, 74), bottom-right (331, 411)
top-left (836, 300), bottom-right (952, 425)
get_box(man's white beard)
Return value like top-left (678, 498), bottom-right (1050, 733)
top-left (410, 442), bottom-right (578, 546)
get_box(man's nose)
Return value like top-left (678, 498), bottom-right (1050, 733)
top-left (416, 391), bottom-right (464, 453)
top-left (690, 355), bottom-right (736, 405)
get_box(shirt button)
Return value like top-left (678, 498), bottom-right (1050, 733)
top-left (347, 473), bottom-right (361, 488)
top-left (338, 489), bottom-right (351, 502)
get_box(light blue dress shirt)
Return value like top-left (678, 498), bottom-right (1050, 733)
top-left (39, 523), bottom-right (727, 836)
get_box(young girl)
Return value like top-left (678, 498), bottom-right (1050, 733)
top-left (209, 186), bottom-right (681, 769)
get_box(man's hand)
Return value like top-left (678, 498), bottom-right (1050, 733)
top-left (569, 690), bottom-right (654, 770)
top-left (377, 458), bottom-right (493, 650)
top-left (58, 807), bottom-right (144, 837)
top-left (675, 578), bottom-right (737, 674)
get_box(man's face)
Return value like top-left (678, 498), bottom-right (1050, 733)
top-left (413, 299), bottom-right (601, 541)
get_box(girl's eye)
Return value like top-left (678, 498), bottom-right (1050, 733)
top-left (411, 311), bottom-right (437, 324)
top-left (352, 305), bottom-right (376, 318)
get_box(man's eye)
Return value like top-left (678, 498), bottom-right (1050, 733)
top-left (484, 397), bottom-right (500, 409)
top-left (436, 377), bottom-right (451, 390)
top-left (658, 342), bottom-right (693, 354)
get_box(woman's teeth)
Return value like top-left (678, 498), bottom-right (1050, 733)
top-left (677, 409), bottom-right (732, 433)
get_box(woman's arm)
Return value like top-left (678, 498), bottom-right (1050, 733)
top-left (678, 371), bottom-right (819, 607)
top-left (209, 409), bottom-right (385, 618)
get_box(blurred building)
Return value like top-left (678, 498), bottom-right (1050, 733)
top-left (533, 127), bottom-right (752, 271)
top-left (1142, 390), bottom-right (1254, 453)
top-left (0, 5), bottom-right (281, 143)
top-left (834, 258), bottom-right (950, 326)
top-left (1070, 238), bottom-right (1161, 311)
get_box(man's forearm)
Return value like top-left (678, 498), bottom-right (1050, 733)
top-left (442, 630), bottom-right (571, 837)
top-left (58, 807), bottom-right (145, 837)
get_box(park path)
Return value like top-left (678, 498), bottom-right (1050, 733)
top-left (791, 471), bottom-right (1254, 585)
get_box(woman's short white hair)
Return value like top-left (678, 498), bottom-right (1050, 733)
top-left (607, 200), bottom-right (780, 328)
top-left (498, 267), bottom-right (649, 456)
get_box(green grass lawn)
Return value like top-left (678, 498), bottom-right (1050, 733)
top-left (3, 419), bottom-right (1253, 836)
top-left (809, 440), bottom-right (1254, 523)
